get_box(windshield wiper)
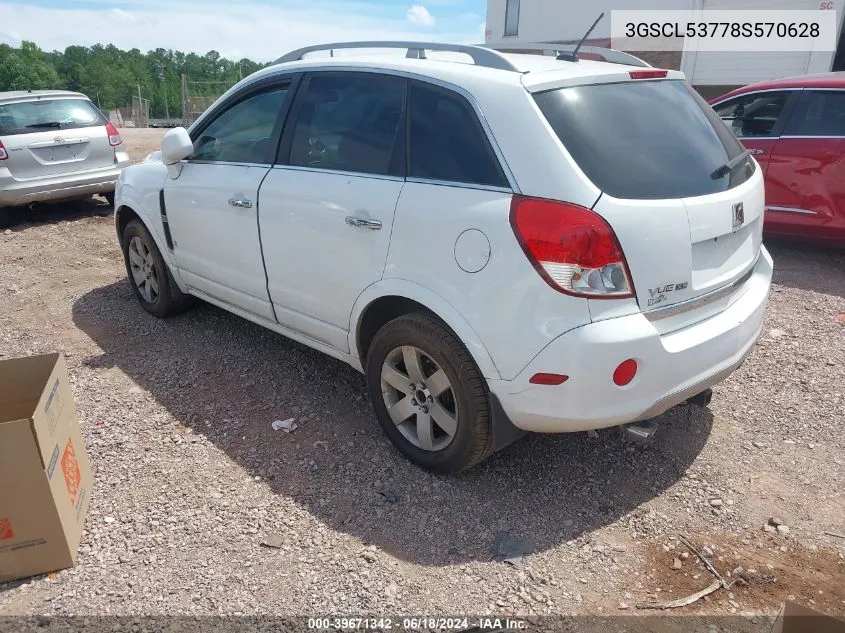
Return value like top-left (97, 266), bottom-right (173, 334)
top-left (25, 121), bottom-right (63, 129)
top-left (711, 149), bottom-right (751, 180)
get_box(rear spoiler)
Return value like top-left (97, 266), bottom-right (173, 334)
top-left (484, 42), bottom-right (651, 68)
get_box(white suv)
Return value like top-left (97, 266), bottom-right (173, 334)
top-left (114, 42), bottom-right (772, 473)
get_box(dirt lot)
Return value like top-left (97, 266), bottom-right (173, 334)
top-left (0, 128), bottom-right (843, 626)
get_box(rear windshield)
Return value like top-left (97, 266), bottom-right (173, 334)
top-left (0, 98), bottom-right (105, 136)
top-left (534, 80), bottom-right (753, 200)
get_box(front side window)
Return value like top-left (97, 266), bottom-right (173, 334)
top-left (0, 98), bottom-right (104, 135)
top-left (408, 83), bottom-right (508, 188)
top-left (504, 0), bottom-right (520, 36)
top-left (783, 91), bottom-right (845, 136)
top-left (713, 91), bottom-right (790, 138)
top-left (287, 73), bottom-right (404, 176)
top-left (191, 87), bottom-right (288, 164)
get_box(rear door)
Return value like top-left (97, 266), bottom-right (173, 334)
top-left (711, 90), bottom-right (797, 182)
top-left (765, 89), bottom-right (845, 236)
top-left (534, 78), bottom-right (764, 317)
top-left (258, 72), bottom-right (406, 351)
top-left (0, 97), bottom-right (114, 178)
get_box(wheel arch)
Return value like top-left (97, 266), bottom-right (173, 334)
top-left (349, 281), bottom-right (501, 380)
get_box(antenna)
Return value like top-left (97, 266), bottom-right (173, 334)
top-left (558, 12), bottom-right (604, 62)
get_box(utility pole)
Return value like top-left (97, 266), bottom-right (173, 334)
top-left (160, 73), bottom-right (170, 122)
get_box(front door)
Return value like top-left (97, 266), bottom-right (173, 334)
top-left (711, 89), bottom-right (797, 185)
top-left (258, 72), bottom-right (406, 351)
top-left (165, 82), bottom-right (292, 320)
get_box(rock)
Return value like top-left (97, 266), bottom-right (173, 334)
top-left (587, 430), bottom-right (599, 439)
top-left (362, 551), bottom-right (376, 563)
top-left (260, 535), bottom-right (284, 549)
top-left (618, 602), bottom-right (629, 610)
top-left (672, 558), bottom-right (682, 570)
top-left (104, 517), bottom-right (115, 524)
top-left (574, 593), bottom-right (583, 603)
top-left (763, 524), bottom-right (777, 533)
top-left (701, 546), bottom-right (714, 558)
top-left (768, 517), bottom-right (783, 527)
top-left (769, 328), bottom-right (786, 339)
top-left (777, 525), bottom-right (790, 536)
top-left (680, 552), bottom-right (690, 560)
top-left (3, 229), bottom-right (11, 236)
top-left (709, 498), bottom-right (723, 507)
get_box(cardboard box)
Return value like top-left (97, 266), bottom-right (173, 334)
top-left (0, 353), bottom-right (92, 583)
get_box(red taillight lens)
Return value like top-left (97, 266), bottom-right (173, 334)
top-left (105, 122), bottom-right (122, 147)
top-left (509, 195), bottom-right (634, 298)
top-left (613, 359), bottom-right (638, 386)
top-left (0, 140), bottom-right (7, 160)
top-left (629, 70), bottom-right (668, 80)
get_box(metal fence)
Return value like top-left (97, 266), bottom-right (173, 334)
top-left (180, 75), bottom-right (233, 126)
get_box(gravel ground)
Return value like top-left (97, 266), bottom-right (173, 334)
top-left (0, 128), bottom-right (843, 625)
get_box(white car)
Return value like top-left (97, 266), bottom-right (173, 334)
top-left (114, 41), bottom-right (772, 473)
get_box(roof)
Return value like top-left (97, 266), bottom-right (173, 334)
top-left (713, 72), bottom-right (845, 101)
top-left (0, 90), bottom-right (89, 103)
top-left (249, 51), bottom-right (665, 94)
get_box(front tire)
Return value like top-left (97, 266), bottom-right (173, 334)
top-left (365, 312), bottom-right (494, 474)
top-left (121, 219), bottom-right (191, 317)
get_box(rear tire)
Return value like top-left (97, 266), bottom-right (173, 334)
top-left (365, 312), bottom-right (494, 474)
top-left (121, 219), bottom-right (192, 317)
top-left (104, 192), bottom-right (115, 208)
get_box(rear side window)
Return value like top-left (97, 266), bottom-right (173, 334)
top-left (713, 92), bottom-right (790, 137)
top-left (0, 98), bottom-right (104, 136)
top-left (783, 91), bottom-right (845, 136)
top-left (408, 83), bottom-right (508, 188)
top-left (287, 73), bottom-right (404, 176)
top-left (534, 80), bottom-right (751, 200)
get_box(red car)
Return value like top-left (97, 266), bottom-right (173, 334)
top-left (710, 73), bottom-right (845, 247)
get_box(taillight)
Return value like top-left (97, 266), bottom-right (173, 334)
top-left (105, 122), bottom-right (122, 147)
top-left (510, 195), bottom-right (634, 299)
top-left (629, 69), bottom-right (668, 80)
top-left (0, 140), bottom-right (7, 160)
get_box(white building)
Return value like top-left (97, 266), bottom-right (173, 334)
top-left (485, 0), bottom-right (845, 97)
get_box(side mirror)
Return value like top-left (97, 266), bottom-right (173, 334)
top-left (161, 127), bottom-right (193, 178)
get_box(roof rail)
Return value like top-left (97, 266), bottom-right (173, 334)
top-left (485, 42), bottom-right (651, 68)
top-left (274, 41), bottom-right (522, 72)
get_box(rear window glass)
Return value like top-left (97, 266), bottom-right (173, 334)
top-left (0, 98), bottom-right (104, 136)
top-left (534, 80), bottom-right (752, 200)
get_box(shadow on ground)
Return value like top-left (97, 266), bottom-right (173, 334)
top-left (72, 281), bottom-right (714, 566)
top-left (765, 238), bottom-right (845, 299)
top-left (2, 197), bottom-right (112, 230)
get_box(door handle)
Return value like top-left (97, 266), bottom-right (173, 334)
top-left (748, 148), bottom-right (765, 156)
top-left (345, 216), bottom-right (382, 230)
top-left (228, 198), bottom-right (253, 209)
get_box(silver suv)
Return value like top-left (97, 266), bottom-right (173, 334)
top-left (0, 90), bottom-right (130, 227)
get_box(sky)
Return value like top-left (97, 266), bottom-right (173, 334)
top-left (0, 0), bottom-right (488, 61)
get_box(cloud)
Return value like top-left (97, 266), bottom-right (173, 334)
top-left (0, 0), bottom-right (479, 61)
top-left (406, 4), bottom-right (435, 27)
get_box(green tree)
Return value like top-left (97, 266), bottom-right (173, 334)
top-left (0, 41), bottom-right (269, 118)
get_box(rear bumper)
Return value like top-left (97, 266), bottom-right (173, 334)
top-left (488, 247), bottom-right (773, 433)
top-left (0, 151), bottom-right (130, 206)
